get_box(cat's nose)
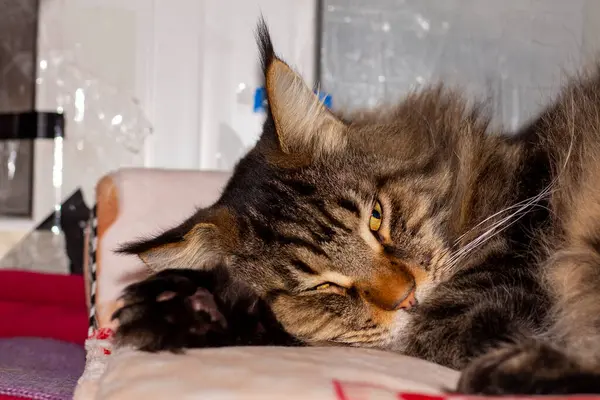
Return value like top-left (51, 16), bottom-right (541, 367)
top-left (392, 287), bottom-right (418, 310)
top-left (360, 270), bottom-right (417, 311)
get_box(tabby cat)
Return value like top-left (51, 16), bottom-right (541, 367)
top-left (113, 20), bottom-right (600, 394)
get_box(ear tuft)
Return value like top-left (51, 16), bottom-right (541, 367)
top-left (255, 18), bottom-right (346, 158)
top-left (255, 16), bottom-right (275, 76)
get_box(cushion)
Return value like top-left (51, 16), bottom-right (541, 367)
top-left (84, 346), bottom-right (459, 399)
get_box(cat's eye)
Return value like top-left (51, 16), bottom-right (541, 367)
top-left (314, 283), bottom-right (332, 290)
top-left (310, 282), bottom-right (345, 294)
top-left (369, 201), bottom-right (383, 231)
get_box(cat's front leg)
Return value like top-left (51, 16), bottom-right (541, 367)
top-left (402, 260), bottom-right (600, 395)
top-left (456, 340), bottom-right (600, 395)
top-left (402, 265), bottom-right (547, 370)
top-left (112, 268), bottom-right (231, 352)
top-left (457, 243), bottom-right (600, 395)
top-left (112, 267), bottom-right (300, 352)
top-left (455, 245), bottom-right (600, 395)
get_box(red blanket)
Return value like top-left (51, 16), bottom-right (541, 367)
top-left (0, 270), bottom-right (87, 345)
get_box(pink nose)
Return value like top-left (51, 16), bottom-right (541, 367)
top-left (392, 288), bottom-right (418, 310)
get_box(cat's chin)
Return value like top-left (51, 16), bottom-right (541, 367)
top-left (382, 308), bottom-right (416, 353)
top-left (382, 281), bottom-right (437, 352)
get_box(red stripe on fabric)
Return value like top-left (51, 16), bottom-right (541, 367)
top-left (332, 380), bottom-right (349, 400)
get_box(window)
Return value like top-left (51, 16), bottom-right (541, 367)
top-left (0, 0), bottom-right (38, 217)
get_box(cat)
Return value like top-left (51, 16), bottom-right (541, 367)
top-left (112, 19), bottom-right (600, 395)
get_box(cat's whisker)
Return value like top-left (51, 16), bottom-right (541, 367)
top-left (457, 202), bottom-right (555, 264)
top-left (449, 122), bottom-right (577, 267)
top-left (450, 206), bottom-right (532, 265)
top-left (448, 198), bottom-right (551, 268)
top-left (449, 213), bottom-right (524, 267)
top-left (447, 185), bottom-right (556, 269)
top-left (453, 194), bottom-right (551, 246)
top-left (457, 205), bottom-right (556, 266)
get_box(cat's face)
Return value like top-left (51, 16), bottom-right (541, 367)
top-left (239, 162), bottom-right (453, 348)
top-left (122, 23), bottom-right (484, 349)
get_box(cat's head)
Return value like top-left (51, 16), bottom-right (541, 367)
top-left (120, 21), bottom-right (494, 349)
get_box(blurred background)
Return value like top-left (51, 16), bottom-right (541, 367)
top-left (0, 0), bottom-right (599, 274)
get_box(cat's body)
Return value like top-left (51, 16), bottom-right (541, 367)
top-left (113, 21), bottom-right (600, 394)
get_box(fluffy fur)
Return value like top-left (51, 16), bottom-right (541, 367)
top-left (114, 20), bottom-right (600, 394)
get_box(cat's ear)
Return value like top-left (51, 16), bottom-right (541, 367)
top-left (256, 20), bottom-right (346, 157)
top-left (117, 208), bottom-right (237, 272)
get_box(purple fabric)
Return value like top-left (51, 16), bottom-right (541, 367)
top-left (0, 337), bottom-right (85, 400)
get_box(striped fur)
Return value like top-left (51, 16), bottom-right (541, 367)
top-left (118, 21), bottom-right (600, 394)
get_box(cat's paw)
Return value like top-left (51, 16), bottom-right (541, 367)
top-left (112, 269), bottom-right (230, 352)
top-left (456, 341), bottom-right (600, 395)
